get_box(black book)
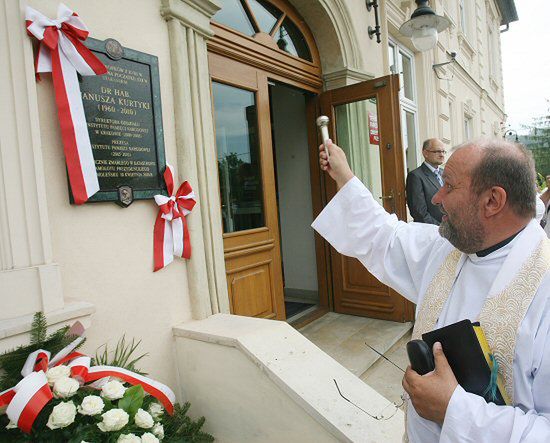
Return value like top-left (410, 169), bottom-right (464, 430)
top-left (407, 319), bottom-right (510, 406)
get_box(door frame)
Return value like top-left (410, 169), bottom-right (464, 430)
top-left (208, 34), bottom-right (327, 320)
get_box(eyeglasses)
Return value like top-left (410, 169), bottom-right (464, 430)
top-left (333, 379), bottom-right (407, 420)
top-left (331, 342), bottom-right (409, 421)
top-left (425, 150), bottom-right (447, 154)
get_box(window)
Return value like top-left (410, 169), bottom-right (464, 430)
top-left (213, 0), bottom-right (312, 61)
top-left (464, 116), bottom-right (473, 140)
top-left (389, 39), bottom-right (419, 173)
top-left (389, 41), bottom-right (416, 103)
top-left (459, 0), bottom-right (467, 34)
top-left (487, 27), bottom-right (499, 82)
top-left (449, 99), bottom-right (455, 145)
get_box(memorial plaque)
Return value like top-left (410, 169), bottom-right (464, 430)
top-left (76, 38), bottom-right (166, 205)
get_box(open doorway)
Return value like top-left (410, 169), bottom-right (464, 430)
top-left (269, 81), bottom-right (320, 322)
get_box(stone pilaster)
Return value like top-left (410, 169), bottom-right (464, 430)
top-left (161, 0), bottom-right (230, 319)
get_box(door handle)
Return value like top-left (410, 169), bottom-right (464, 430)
top-left (378, 189), bottom-right (396, 213)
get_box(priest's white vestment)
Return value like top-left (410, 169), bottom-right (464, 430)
top-left (311, 177), bottom-right (550, 443)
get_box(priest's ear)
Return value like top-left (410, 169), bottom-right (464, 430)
top-left (483, 186), bottom-right (507, 218)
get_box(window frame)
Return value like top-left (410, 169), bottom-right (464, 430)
top-left (459, 0), bottom-right (467, 35)
top-left (464, 115), bottom-right (473, 140)
top-left (389, 38), bottom-right (420, 174)
top-left (211, 0), bottom-right (316, 64)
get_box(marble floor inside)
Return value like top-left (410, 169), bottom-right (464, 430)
top-left (299, 312), bottom-right (412, 405)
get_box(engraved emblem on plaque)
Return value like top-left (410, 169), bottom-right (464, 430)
top-left (117, 186), bottom-right (134, 207)
top-left (104, 38), bottom-right (124, 60)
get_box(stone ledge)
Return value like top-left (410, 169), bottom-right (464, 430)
top-left (0, 300), bottom-right (95, 351)
top-left (173, 313), bottom-right (403, 442)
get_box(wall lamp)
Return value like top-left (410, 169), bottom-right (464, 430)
top-left (432, 51), bottom-right (457, 80)
top-left (399, 0), bottom-right (451, 52)
top-left (366, 0), bottom-right (381, 43)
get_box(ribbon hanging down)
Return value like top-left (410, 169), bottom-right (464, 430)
top-left (25, 4), bottom-right (107, 204)
top-left (153, 165), bottom-right (196, 271)
top-left (0, 336), bottom-right (176, 434)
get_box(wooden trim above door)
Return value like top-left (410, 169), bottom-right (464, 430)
top-left (208, 24), bottom-right (322, 90)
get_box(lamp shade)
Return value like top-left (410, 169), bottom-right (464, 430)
top-left (399, 1), bottom-right (451, 52)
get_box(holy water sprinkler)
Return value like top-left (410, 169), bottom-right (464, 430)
top-left (316, 115), bottom-right (330, 159)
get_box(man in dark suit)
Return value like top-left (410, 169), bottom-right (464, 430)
top-left (406, 138), bottom-right (446, 225)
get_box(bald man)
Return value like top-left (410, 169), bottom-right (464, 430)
top-left (313, 138), bottom-right (550, 442)
top-left (406, 138), bottom-right (446, 225)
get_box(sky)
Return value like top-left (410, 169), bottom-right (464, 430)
top-left (501, 0), bottom-right (550, 133)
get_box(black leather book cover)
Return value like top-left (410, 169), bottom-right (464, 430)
top-left (422, 319), bottom-right (507, 405)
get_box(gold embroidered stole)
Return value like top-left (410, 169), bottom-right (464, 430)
top-left (411, 238), bottom-right (550, 403)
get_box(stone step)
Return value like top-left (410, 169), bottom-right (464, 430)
top-left (360, 330), bottom-right (413, 405)
top-left (299, 312), bottom-right (413, 377)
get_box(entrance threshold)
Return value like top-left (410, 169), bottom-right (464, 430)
top-left (288, 306), bottom-right (329, 329)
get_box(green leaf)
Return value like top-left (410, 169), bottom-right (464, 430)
top-left (92, 336), bottom-right (148, 375)
top-left (118, 384), bottom-right (144, 417)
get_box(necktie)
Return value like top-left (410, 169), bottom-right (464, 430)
top-left (434, 169), bottom-right (443, 186)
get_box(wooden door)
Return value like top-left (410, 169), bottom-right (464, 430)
top-left (210, 53), bottom-right (285, 320)
top-left (319, 75), bottom-right (414, 322)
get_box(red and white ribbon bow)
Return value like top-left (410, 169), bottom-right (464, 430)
top-left (0, 336), bottom-right (84, 433)
top-left (153, 165), bottom-right (196, 271)
top-left (0, 336), bottom-right (176, 433)
top-left (25, 4), bottom-right (107, 204)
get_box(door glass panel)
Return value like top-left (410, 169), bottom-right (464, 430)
top-left (334, 97), bottom-right (383, 202)
top-left (212, 82), bottom-right (265, 233)
top-left (248, 0), bottom-right (281, 34)
top-left (213, 0), bottom-right (255, 36)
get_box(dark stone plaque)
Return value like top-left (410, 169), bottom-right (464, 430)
top-left (76, 38), bottom-right (167, 204)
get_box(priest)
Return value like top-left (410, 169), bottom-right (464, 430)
top-left (312, 138), bottom-right (550, 442)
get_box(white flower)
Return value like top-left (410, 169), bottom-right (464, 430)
top-left (46, 401), bottom-right (77, 429)
top-left (100, 380), bottom-right (126, 400)
top-left (97, 408), bottom-right (129, 432)
top-left (134, 408), bottom-right (154, 429)
top-left (46, 365), bottom-right (71, 386)
top-left (77, 395), bottom-right (104, 415)
top-left (141, 432), bottom-right (160, 443)
top-left (6, 420), bottom-right (17, 429)
top-left (152, 422), bottom-right (164, 439)
top-left (116, 434), bottom-right (141, 443)
top-left (148, 402), bottom-right (164, 419)
top-left (53, 376), bottom-right (80, 398)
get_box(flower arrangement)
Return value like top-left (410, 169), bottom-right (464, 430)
top-left (0, 313), bottom-right (214, 442)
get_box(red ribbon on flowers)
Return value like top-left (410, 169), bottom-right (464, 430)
top-left (25, 4), bottom-right (107, 204)
top-left (153, 164), bottom-right (197, 271)
top-left (0, 336), bottom-right (176, 433)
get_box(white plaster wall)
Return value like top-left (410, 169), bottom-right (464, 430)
top-left (271, 85), bottom-right (318, 293)
top-left (177, 339), bottom-right (340, 442)
top-left (25, 0), bottom-right (192, 392)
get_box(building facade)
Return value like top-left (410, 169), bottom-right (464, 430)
top-left (0, 0), bottom-right (516, 407)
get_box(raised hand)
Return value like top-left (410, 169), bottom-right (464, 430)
top-left (319, 139), bottom-right (354, 190)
